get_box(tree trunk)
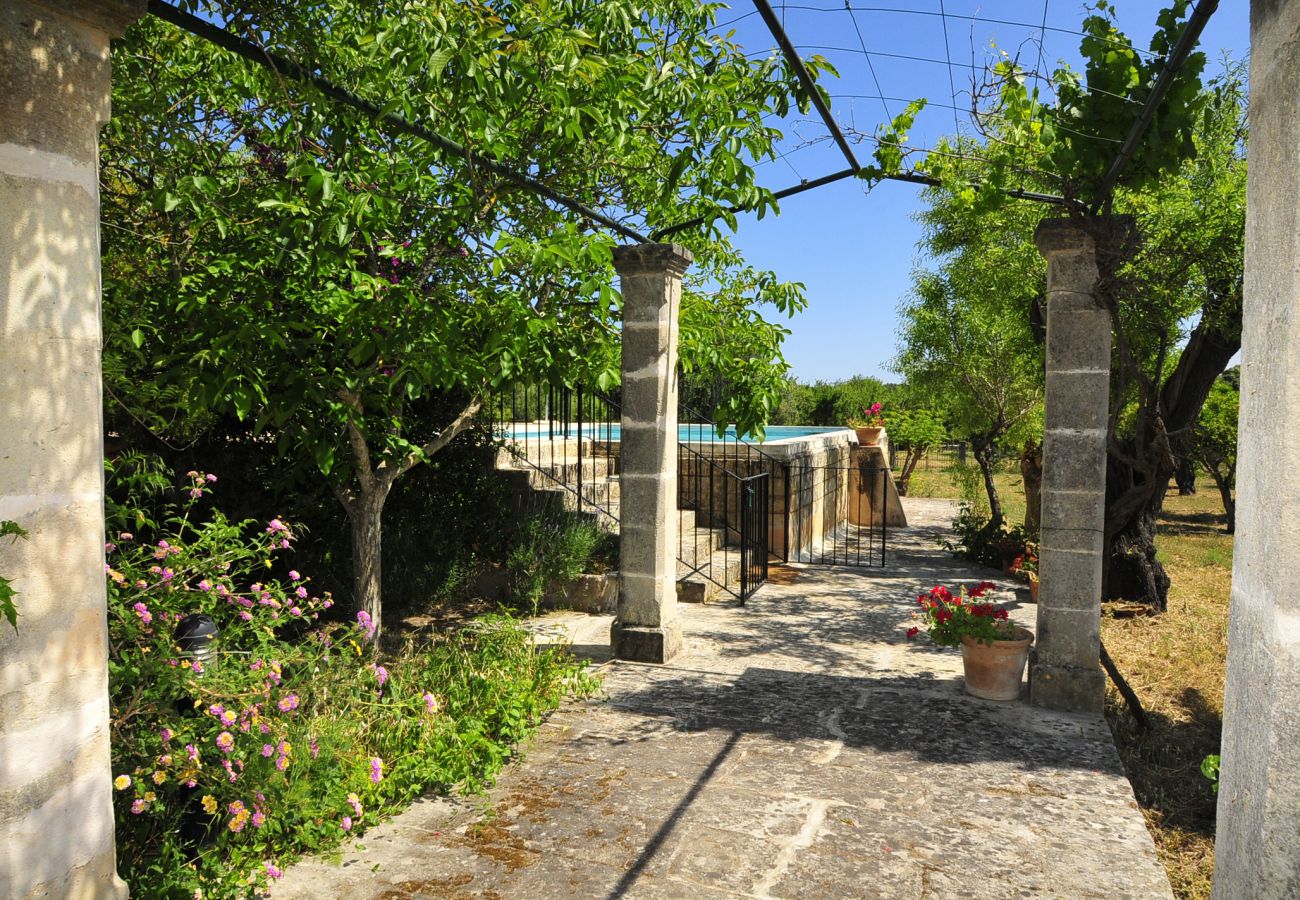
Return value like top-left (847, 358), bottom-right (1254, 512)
top-left (898, 445), bottom-right (927, 496)
top-left (1173, 456), bottom-right (1198, 495)
top-left (347, 484), bottom-right (391, 638)
top-left (1104, 448), bottom-right (1172, 611)
top-left (970, 435), bottom-right (1004, 528)
top-left (1102, 282), bottom-right (1240, 611)
top-left (1208, 465), bottom-right (1236, 534)
top-left (1019, 440), bottom-right (1042, 536)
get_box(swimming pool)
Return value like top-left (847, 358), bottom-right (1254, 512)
top-left (503, 423), bottom-right (852, 444)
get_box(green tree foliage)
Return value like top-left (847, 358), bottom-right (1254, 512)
top-left (895, 188), bottom-right (1046, 527)
top-left (0, 520), bottom-right (29, 632)
top-left (895, 0), bottom-right (1244, 606)
top-left (922, 1), bottom-right (1207, 210)
top-left (885, 403), bottom-right (948, 496)
top-left (102, 1), bottom-right (810, 634)
top-left (1188, 368), bottom-right (1239, 533)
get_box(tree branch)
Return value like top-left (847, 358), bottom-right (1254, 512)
top-left (392, 394), bottom-right (485, 482)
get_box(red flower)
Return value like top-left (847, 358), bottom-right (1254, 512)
top-left (935, 609), bottom-right (953, 623)
top-left (993, 609), bottom-right (1009, 621)
top-left (906, 626), bottom-right (920, 639)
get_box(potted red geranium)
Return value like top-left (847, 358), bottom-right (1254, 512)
top-left (907, 582), bottom-right (1032, 700)
top-left (847, 402), bottom-right (886, 446)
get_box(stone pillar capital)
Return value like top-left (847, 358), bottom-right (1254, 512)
top-left (25, 0), bottom-right (147, 37)
top-left (612, 242), bottom-right (694, 277)
top-left (1033, 218), bottom-right (1094, 257)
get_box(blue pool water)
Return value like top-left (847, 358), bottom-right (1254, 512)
top-left (504, 423), bottom-right (850, 444)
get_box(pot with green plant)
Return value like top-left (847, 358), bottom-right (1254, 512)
top-left (907, 582), bottom-right (1032, 701)
top-left (1020, 549), bottom-right (1039, 603)
top-left (847, 402), bottom-right (886, 446)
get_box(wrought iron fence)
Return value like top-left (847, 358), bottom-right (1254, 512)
top-left (783, 459), bottom-right (887, 567)
top-left (492, 386), bottom-right (780, 602)
top-left (491, 384), bottom-right (621, 529)
top-left (739, 473), bottom-right (770, 601)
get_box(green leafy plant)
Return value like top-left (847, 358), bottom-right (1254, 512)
top-left (1200, 754), bottom-right (1220, 794)
top-left (906, 582), bottom-right (1021, 647)
top-left (0, 519), bottom-right (29, 632)
top-left (106, 470), bottom-right (595, 896)
top-left (505, 508), bottom-right (615, 609)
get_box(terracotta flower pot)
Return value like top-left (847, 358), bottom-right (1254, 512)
top-left (1028, 575), bottom-right (1039, 604)
top-left (960, 628), bottom-right (1033, 701)
top-left (854, 426), bottom-right (883, 446)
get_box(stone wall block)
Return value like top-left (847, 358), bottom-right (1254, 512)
top-left (1036, 549), bottom-right (1104, 611)
top-left (1033, 608), bottom-right (1101, 669)
top-left (1045, 313), bottom-right (1113, 373)
top-left (1041, 429), bottom-right (1109, 494)
top-left (1043, 371), bottom-right (1110, 432)
top-left (1040, 490), bottom-right (1107, 535)
top-left (0, 2), bottom-right (114, 161)
top-left (619, 426), bottom-right (676, 478)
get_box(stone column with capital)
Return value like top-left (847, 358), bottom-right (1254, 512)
top-left (610, 243), bottom-right (692, 664)
top-left (0, 1), bottom-right (144, 896)
top-left (1212, 3), bottom-right (1300, 895)
top-left (1030, 218), bottom-right (1109, 714)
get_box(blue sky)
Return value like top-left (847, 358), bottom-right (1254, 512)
top-left (711, 1), bottom-right (1250, 383)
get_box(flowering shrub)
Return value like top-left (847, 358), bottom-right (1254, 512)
top-left (847, 401), bottom-right (885, 428)
top-left (906, 582), bottom-right (1020, 647)
top-left (107, 471), bottom-right (595, 896)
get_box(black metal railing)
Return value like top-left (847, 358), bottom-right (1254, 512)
top-left (494, 386), bottom-right (779, 602)
top-left (739, 473), bottom-right (770, 602)
top-left (784, 459), bottom-right (887, 567)
top-left (491, 384), bottom-right (621, 529)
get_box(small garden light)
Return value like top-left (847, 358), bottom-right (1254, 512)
top-left (175, 613), bottom-right (218, 673)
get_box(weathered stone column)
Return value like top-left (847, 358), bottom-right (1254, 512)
top-left (1213, 3), bottom-right (1300, 895)
top-left (0, 2), bottom-right (143, 897)
top-left (1030, 219), bottom-right (1108, 713)
top-left (611, 243), bottom-right (691, 663)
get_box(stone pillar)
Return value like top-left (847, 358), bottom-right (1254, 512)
top-left (1030, 219), bottom-right (1108, 714)
top-left (0, 2), bottom-right (144, 897)
top-left (611, 243), bottom-right (691, 663)
top-left (1212, 3), bottom-right (1300, 895)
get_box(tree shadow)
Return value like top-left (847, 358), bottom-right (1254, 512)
top-left (1157, 509), bottom-right (1228, 536)
top-left (1106, 685), bottom-right (1222, 839)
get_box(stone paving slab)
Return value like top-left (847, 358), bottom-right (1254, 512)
top-left (274, 498), bottom-right (1172, 899)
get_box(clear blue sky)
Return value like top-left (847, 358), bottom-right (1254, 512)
top-left (714, 1), bottom-right (1250, 383)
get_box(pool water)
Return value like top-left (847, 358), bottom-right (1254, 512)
top-left (505, 423), bottom-right (851, 444)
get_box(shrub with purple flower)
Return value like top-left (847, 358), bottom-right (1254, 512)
top-left (106, 466), bottom-right (595, 896)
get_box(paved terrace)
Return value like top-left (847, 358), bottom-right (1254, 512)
top-left (275, 498), bottom-right (1171, 899)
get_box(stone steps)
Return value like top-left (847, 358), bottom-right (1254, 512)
top-left (497, 455), bottom-right (744, 603)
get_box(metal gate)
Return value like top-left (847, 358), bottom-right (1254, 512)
top-left (782, 459), bottom-right (887, 567)
top-left (739, 472), bottom-right (770, 602)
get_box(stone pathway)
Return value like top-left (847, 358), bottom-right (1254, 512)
top-left (274, 498), bottom-right (1172, 899)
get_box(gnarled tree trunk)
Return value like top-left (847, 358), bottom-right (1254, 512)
top-left (1019, 440), bottom-right (1042, 535)
top-left (1103, 289), bottom-right (1240, 610)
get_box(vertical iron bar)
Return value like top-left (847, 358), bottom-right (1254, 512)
top-left (576, 385), bottom-right (584, 516)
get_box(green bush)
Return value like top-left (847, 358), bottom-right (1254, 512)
top-left (505, 506), bottom-right (616, 608)
top-left (943, 504), bottom-right (1034, 570)
top-left (107, 471), bottom-right (596, 896)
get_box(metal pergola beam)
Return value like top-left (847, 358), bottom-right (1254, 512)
top-left (1091, 0), bottom-right (1220, 212)
top-left (750, 0), bottom-right (861, 172)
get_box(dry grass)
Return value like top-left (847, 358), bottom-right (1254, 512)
top-left (906, 460), bottom-right (1230, 898)
top-left (1102, 482), bottom-right (1230, 900)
